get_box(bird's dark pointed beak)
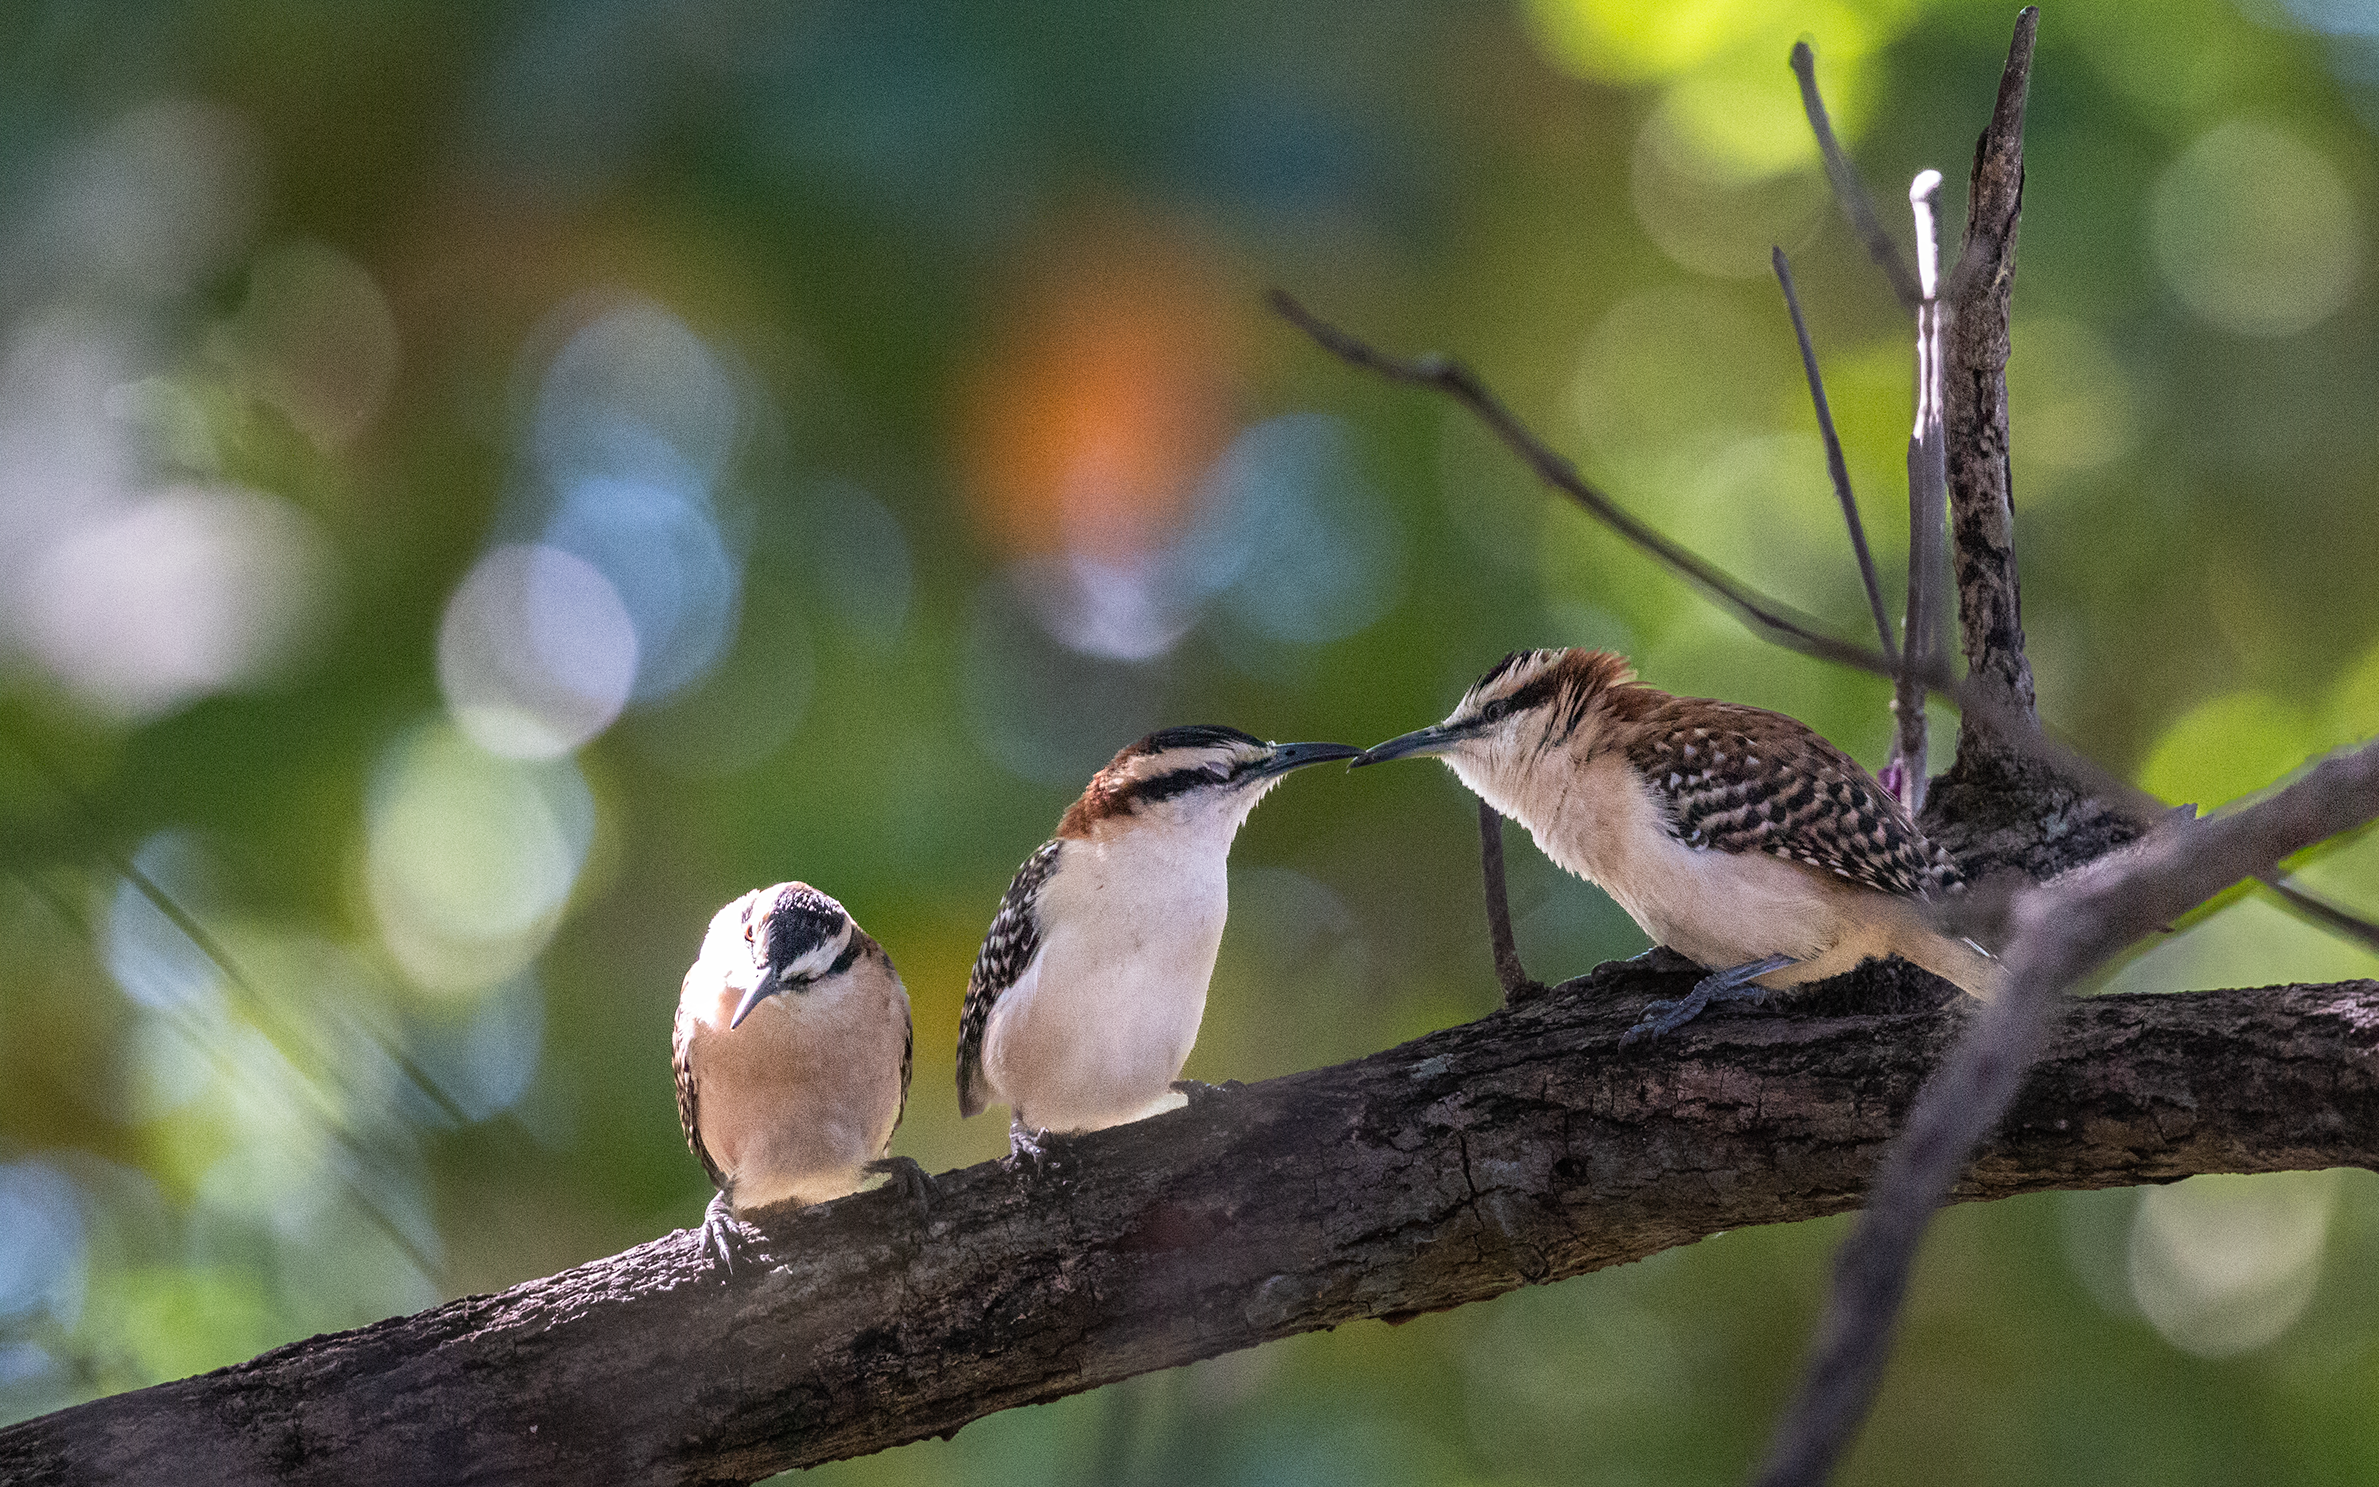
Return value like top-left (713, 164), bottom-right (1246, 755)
top-left (1252, 741), bottom-right (1363, 779)
top-left (729, 982), bottom-right (777, 1030)
top-left (1352, 723), bottom-right (1469, 767)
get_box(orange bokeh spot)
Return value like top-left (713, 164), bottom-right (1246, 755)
top-left (961, 213), bottom-right (1242, 563)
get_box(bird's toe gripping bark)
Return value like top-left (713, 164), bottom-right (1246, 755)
top-left (697, 1192), bottom-right (758, 1280)
top-left (864, 1156), bottom-right (941, 1227)
top-left (1169, 1078), bottom-right (1247, 1107)
top-left (1004, 1115), bottom-right (1074, 1175)
top-left (1620, 953), bottom-right (1800, 1045)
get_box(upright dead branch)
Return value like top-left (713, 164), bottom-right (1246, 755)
top-left (1941, 7), bottom-right (2043, 760)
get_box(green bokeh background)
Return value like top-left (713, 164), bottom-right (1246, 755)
top-left (4, 1), bottom-right (2378, 1481)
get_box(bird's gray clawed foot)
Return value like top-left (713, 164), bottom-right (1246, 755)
top-left (1618, 994), bottom-right (1700, 1046)
top-left (698, 1192), bottom-right (756, 1280)
top-left (1170, 1078), bottom-right (1246, 1108)
top-left (864, 1155), bottom-right (940, 1228)
top-left (1619, 953), bottom-right (1798, 1046)
top-left (1005, 1116), bottom-right (1071, 1176)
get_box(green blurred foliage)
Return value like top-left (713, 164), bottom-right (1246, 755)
top-left (1, 0), bottom-right (2377, 1481)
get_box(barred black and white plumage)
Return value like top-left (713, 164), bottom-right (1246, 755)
top-left (1621, 700), bottom-right (1963, 900)
top-left (956, 838), bottom-right (1061, 1119)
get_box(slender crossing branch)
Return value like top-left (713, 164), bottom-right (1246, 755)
top-left (1771, 247), bottom-right (1895, 665)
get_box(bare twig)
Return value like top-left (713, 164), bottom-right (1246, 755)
top-left (1754, 738), bottom-right (2379, 1487)
top-left (2257, 871), bottom-right (2379, 957)
top-left (1478, 799), bottom-right (1546, 1004)
top-left (0, 723), bottom-right (474, 1129)
top-left (1269, 291), bottom-right (2133, 831)
top-left (1772, 247), bottom-right (1895, 664)
top-left (1790, 40), bottom-right (1921, 311)
top-left (1270, 291), bottom-right (1903, 681)
top-left (1890, 172), bottom-right (1950, 813)
top-left (1941, 6), bottom-right (2043, 748)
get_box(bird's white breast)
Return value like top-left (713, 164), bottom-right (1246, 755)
top-left (982, 826), bottom-right (1230, 1133)
top-left (1457, 749), bottom-right (1853, 981)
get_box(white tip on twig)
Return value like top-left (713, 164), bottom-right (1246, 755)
top-left (1910, 170), bottom-right (1943, 300)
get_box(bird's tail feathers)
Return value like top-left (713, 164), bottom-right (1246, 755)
top-left (1909, 932), bottom-right (2007, 1001)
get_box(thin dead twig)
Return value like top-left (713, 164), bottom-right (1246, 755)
top-left (1772, 247), bottom-right (1895, 665)
top-left (1269, 290), bottom-right (1901, 681)
top-left (1791, 40), bottom-right (1922, 311)
top-left (1478, 799), bottom-right (1546, 1004)
top-left (2257, 871), bottom-right (2379, 957)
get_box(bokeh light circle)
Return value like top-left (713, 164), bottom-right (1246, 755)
top-left (2128, 1170), bottom-right (2338, 1358)
top-left (438, 543), bottom-right (638, 759)
top-left (2151, 120), bottom-right (2360, 337)
top-left (365, 721), bottom-right (596, 993)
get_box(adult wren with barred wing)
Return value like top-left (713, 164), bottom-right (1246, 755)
top-left (956, 726), bottom-right (1359, 1154)
top-left (674, 883), bottom-right (925, 1270)
top-left (1355, 649), bottom-right (2000, 1041)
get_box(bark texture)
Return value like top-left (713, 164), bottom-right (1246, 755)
top-left (1943, 8), bottom-right (2041, 768)
top-left (6, 966), bottom-right (2374, 1487)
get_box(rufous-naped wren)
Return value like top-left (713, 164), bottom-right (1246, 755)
top-left (957, 726), bottom-right (1359, 1151)
top-left (674, 883), bottom-right (928, 1269)
top-left (1355, 648), bottom-right (2000, 1039)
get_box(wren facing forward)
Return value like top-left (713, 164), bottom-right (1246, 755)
top-left (957, 725), bottom-right (1359, 1153)
top-left (1356, 648), bottom-right (2000, 1040)
top-left (674, 882), bottom-right (923, 1270)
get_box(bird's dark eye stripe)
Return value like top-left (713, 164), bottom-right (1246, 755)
top-left (826, 934), bottom-right (862, 978)
top-left (1121, 764), bottom-right (1233, 805)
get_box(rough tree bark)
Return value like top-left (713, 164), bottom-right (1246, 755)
top-left (1935, 9), bottom-right (2045, 796)
top-left (3, 966), bottom-right (2374, 1487)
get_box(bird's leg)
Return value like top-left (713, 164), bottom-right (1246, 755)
top-left (1006, 1114), bottom-right (1072, 1174)
top-left (1621, 953), bottom-right (1800, 1045)
top-left (1169, 1078), bottom-right (1246, 1108)
top-left (697, 1191), bottom-right (755, 1279)
top-left (1479, 799), bottom-right (1550, 1005)
top-left (863, 1156), bottom-right (940, 1227)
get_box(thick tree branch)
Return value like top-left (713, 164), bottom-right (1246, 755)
top-left (6, 968), bottom-right (2375, 1487)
